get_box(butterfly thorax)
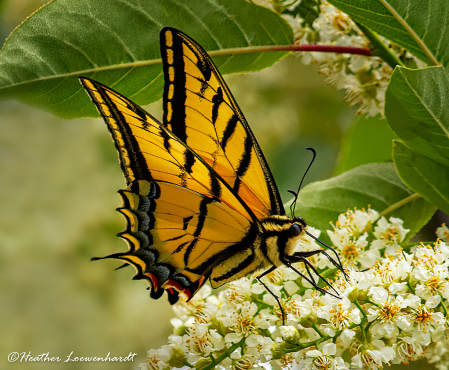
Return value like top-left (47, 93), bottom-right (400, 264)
top-left (261, 215), bottom-right (307, 267)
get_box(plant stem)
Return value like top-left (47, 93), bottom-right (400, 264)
top-left (356, 22), bottom-right (404, 69)
top-left (23, 44), bottom-right (373, 85)
top-left (366, 299), bottom-right (379, 308)
top-left (364, 319), bottom-right (376, 337)
top-left (208, 44), bottom-right (372, 57)
top-left (28, 44), bottom-right (373, 87)
top-left (377, 193), bottom-right (422, 220)
top-left (441, 302), bottom-right (448, 316)
top-left (313, 323), bottom-right (325, 337)
top-left (281, 323), bottom-right (359, 355)
top-left (202, 339), bottom-right (245, 370)
top-left (354, 301), bottom-right (368, 322)
top-left (407, 281), bottom-right (415, 295)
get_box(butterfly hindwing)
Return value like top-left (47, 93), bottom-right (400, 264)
top-left (79, 76), bottom-right (264, 302)
top-left (160, 27), bottom-right (285, 220)
top-left (116, 179), bottom-right (260, 302)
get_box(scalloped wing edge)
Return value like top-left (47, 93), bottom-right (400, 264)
top-left (91, 179), bottom-right (208, 304)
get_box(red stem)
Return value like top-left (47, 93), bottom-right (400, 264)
top-left (264, 44), bottom-right (372, 56)
top-left (210, 44), bottom-right (373, 58)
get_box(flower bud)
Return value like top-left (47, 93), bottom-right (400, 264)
top-left (347, 287), bottom-right (360, 302)
top-left (279, 325), bottom-right (301, 344)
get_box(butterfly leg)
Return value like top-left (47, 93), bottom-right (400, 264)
top-left (285, 250), bottom-right (340, 298)
top-left (290, 248), bottom-right (348, 280)
top-left (286, 249), bottom-right (323, 260)
top-left (285, 262), bottom-right (338, 297)
top-left (285, 250), bottom-right (322, 289)
top-left (304, 232), bottom-right (348, 279)
top-left (256, 266), bottom-right (286, 325)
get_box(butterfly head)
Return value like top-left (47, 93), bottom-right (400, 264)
top-left (262, 215), bottom-right (307, 265)
top-left (285, 217), bottom-right (307, 255)
top-left (289, 219), bottom-right (305, 237)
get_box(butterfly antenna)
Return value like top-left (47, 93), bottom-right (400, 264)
top-left (287, 189), bottom-right (298, 217)
top-left (289, 148), bottom-right (316, 217)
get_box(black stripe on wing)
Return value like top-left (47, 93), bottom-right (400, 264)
top-left (79, 77), bottom-right (153, 185)
top-left (160, 27), bottom-right (285, 216)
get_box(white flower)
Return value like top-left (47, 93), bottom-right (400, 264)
top-left (371, 255), bottom-right (412, 286)
top-left (289, 0), bottom-right (393, 117)
top-left (401, 295), bottom-right (446, 345)
top-left (317, 298), bottom-right (361, 330)
top-left (337, 329), bottom-right (356, 347)
top-left (414, 264), bottom-right (449, 300)
top-left (329, 230), bottom-right (380, 268)
top-left (218, 302), bottom-right (275, 343)
top-left (351, 346), bottom-right (395, 370)
top-left (436, 224), bottom-right (449, 242)
top-left (330, 208), bottom-right (378, 236)
top-left (298, 343), bottom-right (348, 370)
top-left (393, 336), bottom-right (424, 364)
top-left (220, 277), bottom-right (260, 305)
top-left (326, 267), bottom-right (358, 297)
top-left (374, 216), bottom-right (409, 246)
top-left (279, 325), bottom-right (301, 342)
top-left (414, 241), bottom-right (449, 270)
top-left (281, 296), bottom-right (315, 326)
top-left (232, 353), bottom-right (259, 370)
top-left (141, 346), bottom-right (172, 370)
top-left (262, 265), bottom-right (295, 286)
top-left (246, 334), bottom-right (273, 360)
top-left (181, 324), bottom-right (224, 363)
top-left (367, 286), bottom-right (410, 336)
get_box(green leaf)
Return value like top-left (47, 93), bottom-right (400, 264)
top-left (328, 0), bottom-right (448, 66)
top-left (386, 67), bottom-right (449, 167)
top-left (296, 163), bottom-right (436, 240)
top-left (334, 116), bottom-right (396, 175)
top-left (393, 140), bottom-right (449, 216)
top-left (0, 0), bottom-right (293, 118)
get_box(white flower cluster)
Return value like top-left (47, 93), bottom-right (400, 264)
top-left (139, 208), bottom-right (449, 370)
top-left (327, 207), bottom-right (409, 268)
top-left (254, 0), bottom-right (426, 116)
top-left (292, 0), bottom-right (393, 117)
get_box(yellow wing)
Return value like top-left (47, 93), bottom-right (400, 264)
top-left (160, 27), bottom-right (285, 220)
top-left (79, 77), bottom-right (262, 303)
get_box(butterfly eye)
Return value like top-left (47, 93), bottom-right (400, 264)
top-left (289, 223), bottom-right (302, 237)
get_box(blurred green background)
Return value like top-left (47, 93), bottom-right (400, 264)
top-left (0, 1), bottom-right (427, 369)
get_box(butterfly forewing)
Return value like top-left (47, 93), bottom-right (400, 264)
top-left (80, 77), bottom-right (261, 301)
top-left (80, 78), bottom-right (252, 219)
top-left (161, 28), bottom-right (285, 220)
